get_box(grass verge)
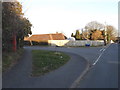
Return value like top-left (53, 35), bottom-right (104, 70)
top-left (31, 50), bottom-right (70, 76)
top-left (2, 48), bottom-right (24, 72)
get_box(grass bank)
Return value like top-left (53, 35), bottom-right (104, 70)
top-left (31, 50), bottom-right (70, 76)
top-left (2, 48), bottom-right (24, 72)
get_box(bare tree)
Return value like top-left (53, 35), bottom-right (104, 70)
top-left (106, 25), bottom-right (117, 42)
top-left (85, 21), bottom-right (104, 31)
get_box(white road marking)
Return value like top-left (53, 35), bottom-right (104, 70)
top-left (100, 48), bottom-right (104, 51)
top-left (92, 51), bottom-right (104, 65)
top-left (70, 43), bottom-right (112, 88)
top-left (92, 44), bottom-right (111, 66)
top-left (103, 49), bottom-right (105, 51)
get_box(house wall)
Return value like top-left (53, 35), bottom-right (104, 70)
top-left (48, 40), bottom-right (104, 46)
top-left (48, 40), bottom-right (69, 46)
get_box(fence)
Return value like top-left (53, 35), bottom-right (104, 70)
top-left (48, 40), bottom-right (104, 47)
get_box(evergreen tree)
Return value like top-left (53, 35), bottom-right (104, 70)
top-left (71, 33), bottom-right (74, 37)
top-left (2, 1), bottom-right (32, 52)
top-left (75, 30), bottom-right (81, 40)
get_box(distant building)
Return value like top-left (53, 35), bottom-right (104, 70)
top-left (24, 33), bottom-right (66, 42)
top-left (67, 37), bottom-right (75, 41)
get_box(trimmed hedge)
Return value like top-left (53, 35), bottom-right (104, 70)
top-left (24, 41), bottom-right (48, 46)
top-left (24, 41), bottom-right (31, 46)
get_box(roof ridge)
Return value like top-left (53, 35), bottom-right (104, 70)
top-left (32, 33), bottom-right (63, 36)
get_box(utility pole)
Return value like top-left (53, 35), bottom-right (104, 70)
top-left (104, 22), bottom-right (107, 46)
top-left (86, 29), bottom-right (89, 40)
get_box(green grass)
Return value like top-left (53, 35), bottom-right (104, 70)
top-left (31, 50), bottom-right (70, 76)
top-left (2, 49), bottom-right (24, 72)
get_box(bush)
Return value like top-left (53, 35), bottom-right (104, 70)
top-left (39, 42), bottom-right (48, 45)
top-left (24, 41), bottom-right (48, 46)
top-left (2, 40), bottom-right (13, 52)
top-left (32, 41), bottom-right (40, 45)
top-left (24, 41), bottom-right (31, 46)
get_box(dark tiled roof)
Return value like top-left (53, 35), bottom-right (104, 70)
top-left (24, 33), bottom-right (65, 42)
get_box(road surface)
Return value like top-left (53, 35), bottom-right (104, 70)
top-left (77, 43), bottom-right (118, 88)
top-left (3, 46), bottom-right (88, 88)
top-left (2, 44), bottom-right (118, 88)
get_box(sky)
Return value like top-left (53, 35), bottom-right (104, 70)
top-left (18, 0), bottom-right (119, 37)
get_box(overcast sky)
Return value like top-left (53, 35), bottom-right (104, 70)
top-left (18, 0), bottom-right (119, 37)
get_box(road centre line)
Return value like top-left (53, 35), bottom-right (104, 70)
top-left (92, 44), bottom-right (111, 66)
top-left (92, 50), bottom-right (105, 65)
top-left (70, 44), bottom-right (112, 88)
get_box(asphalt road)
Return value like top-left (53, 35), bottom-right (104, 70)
top-left (3, 46), bottom-right (89, 88)
top-left (3, 44), bottom-right (118, 88)
top-left (77, 43), bottom-right (118, 88)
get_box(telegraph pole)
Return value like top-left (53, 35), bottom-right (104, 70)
top-left (104, 22), bottom-right (107, 46)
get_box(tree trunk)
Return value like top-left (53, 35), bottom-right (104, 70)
top-left (12, 34), bottom-right (17, 52)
